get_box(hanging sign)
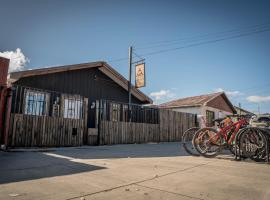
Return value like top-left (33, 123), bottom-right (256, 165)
top-left (135, 63), bottom-right (145, 88)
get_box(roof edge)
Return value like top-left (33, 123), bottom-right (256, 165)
top-left (9, 61), bottom-right (152, 104)
top-left (205, 92), bottom-right (237, 114)
top-left (159, 104), bottom-right (202, 109)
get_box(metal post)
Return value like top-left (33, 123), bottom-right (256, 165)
top-left (128, 46), bottom-right (133, 106)
top-left (128, 46), bottom-right (133, 122)
top-left (3, 88), bottom-right (12, 149)
top-left (239, 103), bottom-right (241, 116)
top-left (97, 99), bottom-right (102, 145)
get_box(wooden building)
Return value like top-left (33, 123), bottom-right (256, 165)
top-left (234, 106), bottom-right (255, 116)
top-left (7, 61), bottom-right (152, 147)
top-left (159, 92), bottom-right (236, 127)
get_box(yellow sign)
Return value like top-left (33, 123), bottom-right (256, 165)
top-left (135, 63), bottom-right (145, 88)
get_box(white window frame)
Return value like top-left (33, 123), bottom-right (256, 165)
top-left (61, 95), bottom-right (83, 119)
top-left (24, 89), bottom-right (50, 116)
top-left (110, 103), bottom-right (120, 122)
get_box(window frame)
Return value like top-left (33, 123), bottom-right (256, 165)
top-left (206, 110), bottom-right (215, 127)
top-left (110, 103), bottom-right (120, 122)
top-left (61, 94), bottom-right (83, 119)
top-left (23, 89), bottom-right (50, 116)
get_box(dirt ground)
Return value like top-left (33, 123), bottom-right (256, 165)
top-left (0, 142), bottom-right (270, 200)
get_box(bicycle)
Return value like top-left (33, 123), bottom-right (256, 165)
top-left (192, 115), bottom-right (249, 158)
top-left (237, 127), bottom-right (269, 162)
top-left (182, 115), bottom-right (206, 156)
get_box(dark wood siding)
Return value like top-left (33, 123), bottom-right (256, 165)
top-left (206, 95), bottom-right (234, 114)
top-left (14, 68), bottom-right (144, 128)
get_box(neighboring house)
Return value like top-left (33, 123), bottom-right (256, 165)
top-left (9, 61), bottom-right (152, 128)
top-left (234, 106), bottom-right (255, 116)
top-left (159, 92), bottom-right (236, 126)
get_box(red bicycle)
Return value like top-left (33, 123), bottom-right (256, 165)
top-left (192, 115), bottom-right (249, 157)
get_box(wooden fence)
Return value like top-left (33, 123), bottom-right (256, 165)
top-left (99, 121), bottom-right (159, 145)
top-left (159, 109), bottom-right (196, 142)
top-left (99, 109), bottom-right (196, 145)
top-left (7, 108), bottom-right (196, 147)
top-left (8, 114), bottom-right (84, 147)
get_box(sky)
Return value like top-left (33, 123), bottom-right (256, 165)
top-left (1, 0), bottom-right (270, 113)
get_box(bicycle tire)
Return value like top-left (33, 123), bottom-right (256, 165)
top-left (239, 127), bottom-right (268, 162)
top-left (182, 127), bottom-right (200, 156)
top-left (193, 127), bottom-right (223, 158)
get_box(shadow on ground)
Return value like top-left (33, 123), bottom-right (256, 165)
top-left (0, 151), bottom-right (106, 185)
top-left (50, 142), bottom-right (190, 160)
top-left (0, 143), bottom-right (189, 184)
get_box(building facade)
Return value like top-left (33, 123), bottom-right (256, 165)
top-left (9, 61), bottom-right (152, 129)
top-left (159, 92), bottom-right (236, 127)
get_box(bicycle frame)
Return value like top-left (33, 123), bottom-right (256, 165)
top-left (215, 118), bottom-right (248, 145)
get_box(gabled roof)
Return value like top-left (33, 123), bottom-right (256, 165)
top-left (159, 92), bottom-right (222, 108)
top-left (159, 92), bottom-right (236, 113)
top-left (234, 106), bottom-right (255, 115)
top-left (9, 61), bottom-right (152, 104)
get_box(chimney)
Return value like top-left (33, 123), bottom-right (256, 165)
top-left (0, 57), bottom-right (10, 86)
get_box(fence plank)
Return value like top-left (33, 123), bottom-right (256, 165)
top-left (8, 114), bottom-right (84, 147)
top-left (97, 109), bottom-right (196, 146)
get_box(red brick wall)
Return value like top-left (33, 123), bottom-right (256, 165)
top-left (0, 57), bottom-right (9, 86)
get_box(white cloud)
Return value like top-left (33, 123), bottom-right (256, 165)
top-left (215, 88), bottom-right (243, 97)
top-left (150, 89), bottom-right (176, 104)
top-left (246, 95), bottom-right (270, 103)
top-left (0, 48), bottom-right (29, 72)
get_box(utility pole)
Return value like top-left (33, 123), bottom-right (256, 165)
top-left (127, 46), bottom-right (145, 122)
top-left (128, 46), bottom-right (133, 107)
top-left (238, 103), bottom-right (241, 116)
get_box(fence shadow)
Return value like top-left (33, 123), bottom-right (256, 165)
top-left (0, 151), bottom-right (105, 185)
top-left (47, 142), bottom-right (191, 160)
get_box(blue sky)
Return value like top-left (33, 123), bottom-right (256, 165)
top-left (1, 0), bottom-right (270, 113)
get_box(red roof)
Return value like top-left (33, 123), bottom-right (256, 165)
top-left (159, 92), bottom-right (224, 108)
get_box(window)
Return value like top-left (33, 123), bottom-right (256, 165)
top-left (63, 96), bottom-right (83, 119)
top-left (24, 90), bottom-right (48, 116)
top-left (206, 110), bottom-right (215, 127)
top-left (110, 103), bottom-right (120, 121)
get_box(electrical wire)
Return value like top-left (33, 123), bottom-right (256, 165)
top-left (138, 27), bottom-right (270, 57)
top-left (107, 23), bottom-right (270, 63)
top-left (135, 22), bottom-right (270, 50)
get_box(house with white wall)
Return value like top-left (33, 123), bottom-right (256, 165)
top-left (159, 92), bottom-right (236, 126)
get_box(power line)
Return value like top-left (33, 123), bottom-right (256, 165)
top-left (135, 22), bottom-right (270, 49)
top-left (107, 24), bottom-right (270, 64)
top-left (107, 57), bottom-right (128, 63)
top-left (233, 83), bottom-right (270, 93)
top-left (133, 51), bottom-right (144, 60)
top-left (137, 27), bottom-right (270, 57)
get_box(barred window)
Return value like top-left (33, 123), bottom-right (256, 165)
top-left (63, 97), bottom-right (83, 119)
top-left (24, 90), bottom-right (48, 116)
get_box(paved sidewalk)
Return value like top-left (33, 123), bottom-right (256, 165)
top-left (0, 143), bottom-right (270, 200)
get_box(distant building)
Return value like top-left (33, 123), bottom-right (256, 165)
top-left (159, 92), bottom-right (236, 126)
top-left (234, 106), bottom-right (255, 116)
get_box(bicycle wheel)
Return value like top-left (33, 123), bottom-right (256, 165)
top-left (193, 128), bottom-right (223, 158)
top-left (182, 127), bottom-right (200, 156)
top-left (239, 127), bottom-right (268, 162)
